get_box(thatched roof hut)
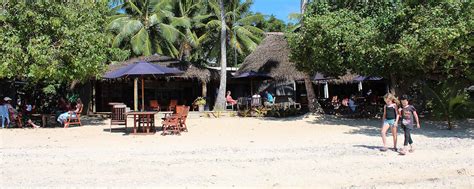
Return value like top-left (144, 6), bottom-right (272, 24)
top-left (107, 54), bottom-right (212, 82)
top-left (236, 32), bottom-right (306, 81)
top-left (237, 33), bottom-right (364, 84)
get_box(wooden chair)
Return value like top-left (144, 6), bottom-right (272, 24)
top-left (161, 113), bottom-right (181, 136)
top-left (110, 104), bottom-right (127, 132)
top-left (149, 100), bottom-right (160, 111)
top-left (179, 106), bottom-right (189, 132)
top-left (64, 106), bottom-right (83, 128)
top-left (168, 100), bottom-right (178, 112)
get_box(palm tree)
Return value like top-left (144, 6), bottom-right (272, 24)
top-left (213, 0), bottom-right (227, 110)
top-left (107, 0), bottom-right (183, 57)
top-left (168, 0), bottom-right (211, 61)
top-left (300, 0), bottom-right (318, 112)
top-left (202, 0), bottom-right (264, 60)
top-left (203, 0), bottom-right (264, 110)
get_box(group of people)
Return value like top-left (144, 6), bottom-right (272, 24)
top-left (0, 97), bottom-right (40, 128)
top-left (331, 95), bottom-right (358, 113)
top-left (380, 93), bottom-right (421, 155)
top-left (226, 91), bottom-right (274, 107)
top-left (0, 96), bottom-right (83, 128)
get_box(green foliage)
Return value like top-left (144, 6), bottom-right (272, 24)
top-left (422, 79), bottom-right (474, 129)
top-left (238, 106), bottom-right (301, 118)
top-left (287, 1), bottom-right (473, 94)
top-left (259, 14), bottom-right (287, 32)
top-left (0, 2), bottom-right (120, 83)
top-left (201, 0), bottom-right (265, 60)
top-left (108, 0), bottom-right (183, 58)
top-left (193, 96), bottom-right (206, 105)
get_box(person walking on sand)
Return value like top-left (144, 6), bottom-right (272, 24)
top-left (398, 95), bottom-right (421, 155)
top-left (380, 93), bottom-right (400, 152)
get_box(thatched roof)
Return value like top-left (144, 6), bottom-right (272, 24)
top-left (313, 72), bottom-right (360, 84)
top-left (107, 54), bottom-right (211, 82)
top-left (236, 33), bottom-right (306, 81)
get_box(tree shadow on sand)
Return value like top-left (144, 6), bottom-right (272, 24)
top-left (306, 115), bottom-right (474, 139)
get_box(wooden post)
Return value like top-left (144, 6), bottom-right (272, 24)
top-left (201, 81), bottom-right (207, 97)
top-left (134, 78), bottom-right (138, 111)
top-left (141, 77), bottom-right (145, 111)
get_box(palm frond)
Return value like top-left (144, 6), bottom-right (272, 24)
top-left (119, 19), bottom-right (143, 37)
top-left (236, 14), bottom-right (265, 26)
top-left (126, 1), bottom-right (143, 16)
top-left (158, 23), bottom-right (182, 43)
top-left (131, 28), bottom-right (152, 56)
top-left (170, 16), bottom-right (192, 28)
top-left (107, 16), bottom-right (130, 32)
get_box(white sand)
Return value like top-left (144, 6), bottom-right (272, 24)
top-left (1, 114), bottom-right (473, 188)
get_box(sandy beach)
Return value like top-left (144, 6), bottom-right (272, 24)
top-left (1, 114), bottom-right (473, 188)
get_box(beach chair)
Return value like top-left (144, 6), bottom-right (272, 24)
top-left (64, 106), bottom-right (83, 128)
top-left (168, 99), bottom-right (178, 112)
top-left (110, 104), bottom-right (127, 132)
top-left (149, 100), bottom-right (160, 111)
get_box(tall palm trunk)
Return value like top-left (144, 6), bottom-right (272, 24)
top-left (301, 0), bottom-right (317, 112)
top-left (214, 0), bottom-right (227, 110)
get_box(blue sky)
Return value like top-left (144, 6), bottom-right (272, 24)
top-left (250, 0), bottom-right (300, 23)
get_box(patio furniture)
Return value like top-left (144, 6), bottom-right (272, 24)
top-left (149, 100), bottom-right (160, 111)
top-left (110, 104), bottom-right (127, 133)
top-left (64, 106), bottom-right (83, 128)
top-left (126, 111), bottom-right (157, 135)
top-left (251, 97), bottom-right (262, 107)
top-left (30, 114), bottom-right (53, 128)
top-left (237, 97), bottom-right (249, 110)
top-left (226, 102), bottom-right (235, 111)
top-left (161, 111), bottom-right (183, 136)
top-left (179, 106), bottom-right (189, 132)
top-left (288, 97), bottom-right (302, 109)
top-left (168, 99), bottom-right (178, 112)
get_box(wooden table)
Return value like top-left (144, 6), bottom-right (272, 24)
top-left (126, 111), bottom-right (158, 135)
top-left (30, 114), bottom-right (54, 127)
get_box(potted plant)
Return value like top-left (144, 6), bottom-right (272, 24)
top-left (194, 97), bottom-right (206, 112)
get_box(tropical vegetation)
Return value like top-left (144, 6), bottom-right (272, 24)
top-left (288, 0), bottom-right (473, 126)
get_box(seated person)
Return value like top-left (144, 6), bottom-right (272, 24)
top-left (252, 92), bottom-right (261, 98)
top-left (4, 97), bottom-right (39, 128)
top-left (348, 95), bottom-right (357, 112)
top-left (226, 91), bottom-right (237, 105)
top-left (341, 97), bottom-right (349, 107)
top-left (331, 95), bottom-right (340, 109)
top-left (57, 98), bottom-right (83, 127)
top-left (265, 91), bottom-right (274, 103)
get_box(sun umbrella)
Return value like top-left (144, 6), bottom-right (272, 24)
top-left (234, 71), bottom-right (272, 95)
top-left (104, 61), bottom-right (183, 111)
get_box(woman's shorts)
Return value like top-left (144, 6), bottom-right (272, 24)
top-left (383, 119), bottom-right (396, 127)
